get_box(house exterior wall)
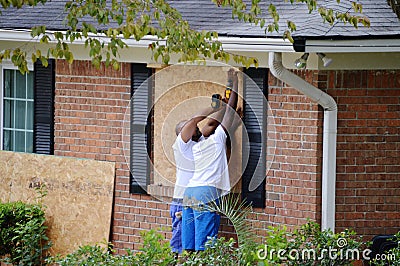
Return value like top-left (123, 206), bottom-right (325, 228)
top-left (322, 70), bottom-right (400, 237)
top-left (266, 68), bottom-right (400, 238)
top-left (53, 59), bottom-right (400, 254)
top-left (262, 71), bottom-right (323, 230)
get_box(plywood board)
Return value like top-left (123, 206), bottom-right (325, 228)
top-left (153, 65), bottom-right (244, 194)
top-left (0, 150), bottom-right (115, 255)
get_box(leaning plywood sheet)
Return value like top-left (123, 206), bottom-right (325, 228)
top-left (0, 150), bottom-right (115, 255)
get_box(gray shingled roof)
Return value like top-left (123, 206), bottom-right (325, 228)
top-left (0, 0), bottom-right (399, 39)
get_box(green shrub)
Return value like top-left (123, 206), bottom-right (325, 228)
top-left (257, 221), bottom-right (364, 266)
top-left (50, 222), bottom-right (367, 266)
top-left (133, 229), bottom-right (176, 266)
top-left (182, 237), bottom-right (257, 266)
top-left (0, 201), bottom-right (51, 265)
top-left (50, 229), bottom-right (176, 266)
top-left (48, 243), bottom-right (134, 266)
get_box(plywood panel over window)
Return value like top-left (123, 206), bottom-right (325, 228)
top-left (151, 65), bottom-right (244, 197)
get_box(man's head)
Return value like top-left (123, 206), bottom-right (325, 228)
top-left (191, 126), bottom-right (202, 141)
top-left (175, 120), bottom-right (202, 141)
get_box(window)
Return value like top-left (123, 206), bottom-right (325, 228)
top-left (241, 68), bottom-right (267, 208)
top-left (2, 69), bottom-right (34, 152)
top-left (130, 63), bottom-right (153, 194)
top-left (128, 64), bottom-right (267, 203)
top-left (0, 60), bottom-right (55, 155)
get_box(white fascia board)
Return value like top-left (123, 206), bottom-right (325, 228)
top-left (2, 29), bottom-right (400, 53)
top-left (0, 29), bottom-right (32, 41)
top-left (0, 29), bottom-right (164, 47)
top-left (305, 38), bottom-right (400, 53)
top-left (0, 29), bottom-right (294, 52)
top-left (218, 36), bottom-right (295, 52)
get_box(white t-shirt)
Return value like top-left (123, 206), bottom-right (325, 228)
top-left (187, 125), bottom-right (230, 193)
top-left (172, 133), bottom-right (204, 199)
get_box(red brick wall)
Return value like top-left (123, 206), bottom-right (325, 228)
top-left (54, 60), bottom-right (171, 253)
top-left (323, 70), bottom-right (400, 238)
top-left (259, 71), bottom-right (322, 232)
top-left (53, 59), bottom-right (400, 253)
top-left (261, 69), bottom-right (400, 239)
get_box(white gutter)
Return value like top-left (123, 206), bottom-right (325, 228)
top-left (268, 52), bottom-right (337, 232)
top-left (217, 36), bottom-right (294, 52)
top-left (305, 39), bottom-right (400, 53)
top-left (0, 29), bottom-right (294, 52)
top-left (3, 29), bottom-right (400, 53)
top-left (0, 28), bottom-right (164, 47)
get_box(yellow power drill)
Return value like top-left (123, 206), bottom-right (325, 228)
top-left (225, 77), bottom-right (233, 100)
top-left (211, 78), bottom-right (233, 108)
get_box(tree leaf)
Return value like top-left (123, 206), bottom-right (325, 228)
top-left (1, 0), bottom-right (367, 72)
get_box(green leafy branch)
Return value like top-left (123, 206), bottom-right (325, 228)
top-left (0, 0), bottom-right (370, 73)
top-left (214, 0), bottom-right (370, 43)
top-left (0, 0), bottom-right (47, 12)
top-left (1, 0), bottom-right (259, 73)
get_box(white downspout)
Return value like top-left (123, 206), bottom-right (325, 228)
top-left (268, 52), bottom-right (337, 232)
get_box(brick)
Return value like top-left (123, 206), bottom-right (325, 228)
top-left (344, 212), bottom-right (365, 220)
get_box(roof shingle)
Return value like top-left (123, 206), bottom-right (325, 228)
top-left (0, 0), bottom-right (399, 39)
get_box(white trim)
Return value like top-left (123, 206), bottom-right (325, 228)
top-left (3, 127), bottom-right (34, 132)
top-left (0, 29), bottom-right (295, 52)
top-left (2, 29), bottom-right (400, 54)
top-left (218, 36), bottom-right (294, 52)
top-left (0, 61), bottom-right (34, 72)
top-left (0, 28), bottom-right (164, 47)
top-left (4, 96), bottom-right (34, 101)
top-left (305, 39), bottom-right (400, 53)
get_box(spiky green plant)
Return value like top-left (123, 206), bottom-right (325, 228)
top-left (206, 193), bottom-right (255, 246)
top-left (200, 192), bottom-right (258, 265)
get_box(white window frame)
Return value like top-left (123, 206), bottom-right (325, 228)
top-left (0, 61), bottom-right (34, 151)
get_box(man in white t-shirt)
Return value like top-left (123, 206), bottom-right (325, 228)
top-left (170, 100), bottom-right (226, 254)
top-left (181, 69), bottom-right (239, 251)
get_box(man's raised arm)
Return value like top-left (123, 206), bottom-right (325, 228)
top-left (221, 69), bottom-right (239, 133)
top-left (180, 105), bottom-right (223, 142)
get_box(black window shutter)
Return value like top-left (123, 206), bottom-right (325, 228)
top-left (130, 63), bottom-right (152, 194)
top-left (241, 68), bottom-right (267, 208)
top-left (33, 59), bottom-right (55, 155)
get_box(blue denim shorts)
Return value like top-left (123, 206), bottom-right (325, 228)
top-left (182, 186), bottom-right (221, 251)
top-left (170, 199), bottom-right (183, 253)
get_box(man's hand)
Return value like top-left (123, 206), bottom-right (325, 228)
top-left (227, 68), bottom-right (235, 87)
top-left (175, 211), bottom-right (182, 219)
top-left (227, 68), bottom-right (239, 90)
